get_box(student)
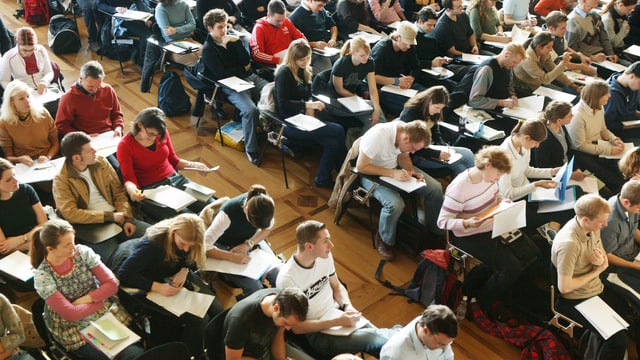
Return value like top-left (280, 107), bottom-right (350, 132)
top-left (368, 0), bottom-right (407, 26)
top-left (604, 61), bottom-right (640, 144)
top-left (545, 11), bottom-right (598, 76)
top-left (468, 0), bottom-right (511, 44)
top-left (566, 0), bottom-right (618, 63)
top-left (0, 293), bottom-right (35, 360)
top-left (335, 0), bottom-right (378, 41)
top-left (432, 0), bottom-right (480, 57)
top-left (601, 0), bottom-right (636, 53)
top-left (32, 219), bottom-right (144, 360)
top-left (534, 0), bottom-right (571, 17)
top-left (204, 184), bottom-right (278, 296)
top-left (118, 214), bottom-right (223, 358)
top-left (155, 0), bottom-right (201, 66)
top-left (619, 146), bottom-right (640, 180)
top-left (289, 0), bottom-right (339, 74)
top-left (414, 7), bottom-right (453, 70)
top-left (250, 0), bottom-right (306, 66)
top-left (503, 0), bottom-right (537, 28)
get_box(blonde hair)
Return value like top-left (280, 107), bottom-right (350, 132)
top-left (619, 147), bottom-right (640, 179)
top-left (503, 42), bottom-right (526, 59)
top-left (146, 213), bottom-right (206, 269)
top-left (283, 39), bottom-right (312, 85)
top-left (475, 146), bottom-right (512, 173)
top-left (511, 119), bottom-right (547, 142)
top-left (0, 79), bottom-right (48, 125)
top-left (340, 37), bottom-right (370, 57)
top-left (574, 193), bottom-right (610, 219)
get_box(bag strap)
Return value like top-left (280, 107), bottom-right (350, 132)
top-left (374, 259), bottom-right (410, 294)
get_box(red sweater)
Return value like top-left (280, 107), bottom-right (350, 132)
top-left (250, 17), bottom-right (305, 65)
top-left (534, 0), bottom-right (565, 17)
top-left (55, 82), bottom-right (124, 135)
top-left (116, 131), bottom-right (180, 188)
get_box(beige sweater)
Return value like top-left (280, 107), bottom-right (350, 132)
top-left (567, 100), bottom-right (619, 155)
top-left (0, 112), bottom-right (57, 158)
top-left (514, 46), bottom-right (572, 92)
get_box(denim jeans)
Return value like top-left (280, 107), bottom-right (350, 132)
top-left (379, 82), bottom-right (426, 116)
top-left (361, 168), bottom-right (444, 245)
top-left (412, 146), bottom-right (475, 177)
top-left (305, 324), bottom-right (397, 358)
top-left (283, 121), bottom-right (346, 184)
top-left (324, 99), bottom-right (387, 135)
top-left (76, 0), bottom-right (99, 43)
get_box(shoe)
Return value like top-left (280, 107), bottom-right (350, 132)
top-left (246, 152), bottom-right (260, 166)
top-left (375, 233), bottom-right (395, 261)
top-left (537, 223), bottom-right (557, 244)
top-left (314, 179), bottom-right (335, 189)
top-left (89, 41), bottom-right (101, 52)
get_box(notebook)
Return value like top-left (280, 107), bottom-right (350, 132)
top-left (80, 312), bottom-right (141, 359)
top-left (143, 185), bottom-right (197, 211)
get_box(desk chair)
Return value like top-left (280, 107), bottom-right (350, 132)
top-left (549, 264), bottom-right (583, 339)
top-left (204, 308), bottom-right (230, 360)
top-left (31, 298), bottom-right (75, 360)
top-left (259, 110), bottom-right (294, 188)
top-left (185, 71), bottom-right (234, 143)
top-left (134, 342), bottom-right (192, 360)
top-left (97, 10), bottom-right (141, 75)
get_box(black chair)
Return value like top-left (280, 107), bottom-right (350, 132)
top-left (133, 342), bottom-right (192, 360)
top-left (204, 308), bottom-right (230, 360)
top-left (31, 298), bottom-right (76, 360)
top-left (97, 10), bottom-right (143, 75)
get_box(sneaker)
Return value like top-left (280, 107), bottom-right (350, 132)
top-left (375, 233), bottom-right (395, 261)
top-left (537, 223), bottom-right (557, 244)
top-left (246, 151), bottom-right (260, 166)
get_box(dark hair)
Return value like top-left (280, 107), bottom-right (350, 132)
top-left (244, 184), bottom-right (275, 229)
top-left (620, 180), bottom-right (640, 205)
top-left (416, 6), bottom-right (438, 22)
top-left (601, 0), bottom-right (636, 15)
top-left (274, 287), bottom-right (309, 321)
top-left (542, 100), bottom-right (572, 124)
top-left (0, 158), bottom-right (14, 175)
top-left (203, 8), bottom-right (228, 28)
top-left (30, 219), bottom-right (75, 268)
top-left (443, 0), bottom-right (456, 9)
top-left (295, 220), bottom-right (326, 249)
top-left (60, 131), bottom-right (92, 162)
top-left (529, 31), bottom-right (554, 51)
top-left (15, 27), bottom-right (36, 46)
top-left (268, 0), bottom-right (286, 15)
top-left (417, 305), bottom-right (458, 339)
top-left (545, 11), bottom-right (568, 28)
top-left (403, 86), bottom-right (449, 123)
top-left (130, 107), bottom-right (167, 140)
top-left (624, 61), bottom-right (640, 77)
top-left (511, 119), bottom-right (547, 142)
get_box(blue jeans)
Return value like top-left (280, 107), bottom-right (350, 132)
top-left (361, 168), bottom-right (444, 245)
top-left (305, 324), bottom-right (397, 358)
top-left (284, 121), bottom-right (346, 184)
top-left (379, 82), bottom-right (426, 116)
top-left (412, 146), bottom-right (475, 177)
top-left (324, 99), bottom-right (387, 135)
top-left (77, 0), bottom-right (99, 43)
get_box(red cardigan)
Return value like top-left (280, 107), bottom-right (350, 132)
top-left (116, 131), bottom-right (180, 188)
top-left (55, 82), bottom-right (124, 135)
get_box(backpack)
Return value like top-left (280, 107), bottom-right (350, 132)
top-left (158, 71), bottom-right (191, 117)
top-left (375, 249), bottom-right (463, 309)
top-left (24, 0), bottom-right (49, 25)
top-left (97, 17), bottom-right (133, 61)
top-left (48, 15), bottom-right (81, 54)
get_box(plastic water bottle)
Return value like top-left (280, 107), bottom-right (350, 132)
top-left (456, 296), bottom-right (468, 320)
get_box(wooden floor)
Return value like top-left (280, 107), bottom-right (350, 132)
top-left (0, 4), bottom-right (530, 358)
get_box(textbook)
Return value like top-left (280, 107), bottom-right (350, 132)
top-left (0, 251), bottom-right (34, 282)
top-left (146, 288), bottom-right (215, 318)
top-left (204, 248), bottom-right (282, 279)
top-left (80, 312), bottom-right (141, 359)
top-left (575, 296), bottom-right (629, 340)
top-left (143, 185), bottom-right (197, 212)
top-left (380, 85), bottom-right (418, 98)
top-left (218, 76), bottom-right (255, 93)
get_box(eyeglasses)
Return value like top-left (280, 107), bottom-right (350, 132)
top-left (143, 126), bottom-right (160, 138)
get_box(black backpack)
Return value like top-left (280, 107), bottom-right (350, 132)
top-left (97, 17), bottom-right (134, 61)
top-left (48, 15), bottom-right (81, 54)
top-left (158, 71), bottom-right (191, 117)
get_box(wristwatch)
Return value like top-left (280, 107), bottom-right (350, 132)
top-left (245, 240), bottom-right (255, 248)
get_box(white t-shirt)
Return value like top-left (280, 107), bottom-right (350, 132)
top-left (78, 169), bottom-right (116, 212)
top-left (359, 121), bottom-right (402, 169)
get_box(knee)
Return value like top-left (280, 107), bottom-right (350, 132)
top-left (381, 197), bottom-right (405, 215)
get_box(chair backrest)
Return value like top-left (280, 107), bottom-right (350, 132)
top-left (204, 308), bottom-right (230, 360)
top-left (549, 263), bottom-right (583, 338)
top-left (133, 342), bottom-right (192, 360)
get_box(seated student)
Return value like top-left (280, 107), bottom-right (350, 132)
top-left (371, 22), bottom-right (426, 115)
top-left (368, 0), bottom-right (407, 26)
top-left (534, 0), bottom-right (571, 17)
top-left (601, 0), bottom-right (636, 54)
top-left (250, 0), bottom-right (306, 67)
top-left (195, 0), bottom-right (243, 41)
top-left (604, 62), bottom-right (640, 144)
top-left (545, 11), bottom-right (598, 77)
top-left (567, 80), bottom-right (626, 194)
top-left (195, 9), bottom-right (269, 165)
top-left (414, 7), bottom-right (452, 70)
top-left (619, 146), bottom-right (640, 180)
top-left (498, 120), bottom-right (575, 240)
top-left (289, 0), bottom-right (339, 74)
top-left (380, 305), bottom-right (458, 360)
top-left (117, 107), bottom-right (214, 221)
top-left (468, 0), bottom-right (511, 45)
top-left (502, 0), bottom-right (538, 28)
top-left (399, 86), bottom-right (474, 176)
top-left (276, 220), bottom-right (396, 358)
top-left (432, 0), bottom-right (480, 57)
top-left (513, 32), bottom-right (582, 95)
top-left (335, 0), bottom-right (379, 41)
top-left (204, 184), bottom-right (278, 297)
top-left (438, 146), bottom-right (540, 315)
top-left (97, 0), bottom-right (152, 68)
top-left (53, 132), bottom-right (149, 267)
top-left (566, 0), bottom-right (619, 63)
top-left (0, 80), bottom-right (58, 166)
top-left (32, 219), bottom-right (144, 360)
top-left (0, 293), bottom-right (36, 360)
top-left (551, 194), bottom-right (633, 359)
top-left (625, 3), bottom-right (640, 47)
top-left (274, 39), bottom-right (347, 189)
top-left (118, 214), bottom-right (223, 359)
top-left (469, 42), bottom-right (525, 110)
top-left (155, 0), bottom-right (201, 66)
top-left (329, 37), bottom-right (385, 134)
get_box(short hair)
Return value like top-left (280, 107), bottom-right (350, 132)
top-left (619, 146), bottom-right (640, 180)
top-left (268, 0), bottom-right (286, 15)
top-left (475, 146), bottom-right (512, 173)
top-left (274, 287), bottom-right (309, 321)
top-left (574, 194), bottom-right (610, 219)
top-left (416, 6), bottom-right (438, 22)
top-left (581, 80), bottom-right (610, 110)
top-left (295, 220), bottom-right (326, 249)
top-left (545, 11), bottom-right (568, 29)
top-left (15, 27), bottom-right (36, 46)
top-left (60, 131), bottom-right (92, 161)
top-left (624, 61), bottom-right (640, 77)
top-left (620, 180), bottom-right (640, 206)
top-left (203, 8), bottom-right (228, 28)
top-left (511, 119), bottom-right (547, 142)
top-left (130, 107), bottom-right (167, 140)
top-left (530, 31), bottom-right (554, 49)
top-left (244, 184), bottom-right (275, 229)
top-left (542, 100), bottom-right (572, 124)
top-left (417, 305), bottom-right (458, 339)
top-left (503, 42), bottom-right (526, 59)
top-left (443, 0), bottom-right (459, 10)
top-left (80, 60), bottom-right (105, 79)
top-left (402, 120), bottom-right (432, 144)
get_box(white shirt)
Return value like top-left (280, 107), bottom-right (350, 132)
top-left (78, 169), bottom-right (115, 212)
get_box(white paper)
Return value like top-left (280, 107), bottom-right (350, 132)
top-left (461, 53), bottom-right (491, 64)
top-left (428, 145), bottom-right (462, 164)
top-left (533, 86), bottom-right (577, 104)
top-left (337, 96), bottom-right (373, 113)
top-left (274, 49), bottom-right (288, 60)
top-left (387, 21), bottom-right (402, 29)
top-left (319, 307), bottom-right (369, 336)
top-left (422, 67), bottom-right (454, 78)
top-left (502, 95), bottom-right (544, 120)
top-left (113, 9), bottom-right (152, 21)
top-left (596, 60), bottom-right (627, 73)
top-left (218, 76), bottom-right (255, 93)
top-left (163, 41), bottom-right (200, 54)
top-left (564, 71), bottom-right (599, 85)
top-left (91, 131), bottom-right (121, 157)
top-left (184, 182), bottom-right (216, 203)
top-left (624, 44), bottom-right (640, 57)
top-left (379, 176), bottom-right (426, 193)
top-left (380, 85), bottom-right (418, 98)
top-left (313, 47), bottom-right (340, 57)
top-left (348, 31), bottom-right (383, 43)
top-left (29, 89), bottom-right (61, 104)
top-left (575, 296), bottom-right (629, 340)
top-left (204, 249), bottom-right (281, 279)
top-left (285, 114), bottom-right (326, 131)
top-left (81, 312), bottom-right (141, 359)
top-left (483, 41), bottom-right (506, 49)
top-left (510, 25), bottom-right (531, 44)
top-left (0, 251), bottom-right (34, 282)
top-left (597, 141), bottom-right (634, 159)
top-left (14, 157), bottom-right (65, 184)
top-left (143, 185), bottom-right (196, 211)
top-left (538, 187), bottom-right (577, 213)
top-left (146, 288), bottom-right (215, 318)
top-left (492, 200), bottom-right (526, 238)
top-left (477, 200), bottom-right (520, 220)
top-left (568, 176), bottom-right (598, 194)
top-left (464, 122), bottom-right (505, 141)
top-left (622, 119), bottom-right (640, 129)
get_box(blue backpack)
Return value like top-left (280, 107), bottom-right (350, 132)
top-left (158, 71), bottom-right (191, 116)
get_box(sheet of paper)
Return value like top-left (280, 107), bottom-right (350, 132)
top-left (575, 295), bottom-right (629, 340)
top-left (380, 85), bottom-right (418, 98)
top-left (529, 160), bottom-right (570, 201)
top-left (0, 251), bottom-right (34, 282)
top-left (146, 288), bottom-right (215, 318)
top-left (29, 89), bottom-right (61, 104)
top-left (379, 176), bottom-right (426, 193)
top-left (568, 176), bottom-right (598, 194)
top-left (337, 96), bottom-right (373, 113)
top-left (91, 130), bottom-right (121, 157)
top-left (538, 187), bottom-right (577, 213)
top-left (461, 53), bottom-right (491, 64)
top-left (624, 44), bottom-right (640, 57)
top-left (81, 312), bottom-right (141, 359)
top-left (422, 67), bottom-right (454, 78)
top-left (14, 157), bottom-right (65, 184)
top-left (477, 200), bottom-right (519, 220)
top-left (163, 41), bottom-right (200, 54)
top-left (274, 49), bottom-right (288, 60)
top-left (143, 185), bottom-right (196, 212)
top-left (597, 141), bottom-right (634, 159)
top-left (113, 9), bottom-right (152, 21)
top-left (492, 200), bottom-right (526, 238)
top-left (428, 145), bottom-right (462, 164)
top-left (622, 119), bottom-right (640, 129)
top-left (533, 86), bottom-right (576, 104)
top-left (218, 76), bottom-right (255, 93)
top-left (348, 31), bottom-right (383, 43)
top-left (564, 71), bottom-right (599, 85)
top-left (502, 95), bottom-right (544, 120)
top-left (204, 249), bottom-right (282, 279)
top-left (510, 25), bottom-right (531, 44)
top-left (319, 307), bottom-right (369, 336)
top-left (596, 60), bottom-right (627, 73)
top-left (483, 41), bottom-right (506, 48)
top-left (285, 114), bottom-right (326, 131)
top-left (313, 47), bottom-right (340, 57)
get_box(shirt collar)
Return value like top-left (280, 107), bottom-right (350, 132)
top-left (574, 7), bottom-right (588, 18)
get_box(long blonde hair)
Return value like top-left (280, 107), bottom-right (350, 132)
top-left (0, 80), bottom-right (48, 125)
top-left (146, 213), bottom-right (206, 269)
top-left (282, 39), bottom-right (312, 85)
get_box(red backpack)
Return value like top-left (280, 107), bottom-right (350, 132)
top-left (24, 0), bottom-right (49, 25)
